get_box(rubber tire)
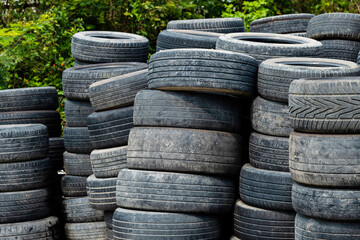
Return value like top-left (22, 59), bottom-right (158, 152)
top-left (112, 207), bottom-right (221, 240)
top-left (249, 132), bottom-right (289, 172)
top-left (49, 137), bottom-right (65, 171)
top-left (65, 222), bottom-right (107, 240)
top-left (74, 59), bottom-right (92, 66)
top-left (86, 175), bottom-right (117, 211)
top-left (292, 182), bottom-right (360, 220)
top-left (0, 87), bottom-right (58, 112)
top-left (71, 31), bottom-right (149, 63)
top-left (116, 168), bottom-right (236, 214)
top-left (289, 77), bottom-right (360, 133)
top-left (258, 57), bottom-right (360, 102)
top-left (62, 197), bottom-right (104, 223)
top-left (148, 49), bottom-right (258, 96)
top-left (106, 228), bottom-right (113, 240)
top-left (104, 211), bottom-right (113, 229)
top-left (306, 13), bottom-right (360, 40)
top-left (133, 90), bottom-right (242, 132)
top-left (90, 146), bottom-right (127, 178)
top-left (63, 127), bottom-right (93, 154)
top-left (65, 100), bottom-right (94, 127)
top-left (251, 96), bottom-right (292, 137)
top-left (0, 188), bottom-right (51, 223)
top-left (216, 32), bottom-right (322, 63)
top-left (88, 69), bottom-right (148, 112)
top-left (250, 14), bottom-right (314, 33)
top-left (0, 124), bottom-right (48, 163)
top-left (358, 50), bottom-right (360, 64)
top-left (62, 62), bottom-right (148, 101)
top-left (234, 200), bottom-right (295, 240)
top-left (61, 175), bottom-right (87, 197)
top-left (321, 39), bottom-right (360, 62)
top-left (87, 106), bottom-right (133, 149)
top-left (63, 152), bottom-right (93, 176)
top-left (167, 18), bottom-right (245, 33)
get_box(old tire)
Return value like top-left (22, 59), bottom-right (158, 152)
top-left (167, 18), bottom-right (244, 33)
top-left (63, 152), bottom-right (93, 176)
top-left (61, 175), bottom-right (87, 197)
top-left (90, 146), bottom-right (127, 178)
top-left (321, 39), bottom-right (360, 62)
top-left (63, 127), bottom-right (93, 154)
top-left (62, 197), bottom-right (104, 223)
top-left (86, 175), bottom-right (117, 211)
top-left (65, 100), bottom-right (94, 127)
top-left (65, 222), bottom-right (107, 240)
top-left (49, 137), bottom-right (65, 171)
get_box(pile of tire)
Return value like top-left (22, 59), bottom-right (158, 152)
top-left (0, 124), bottom-right (61, 239)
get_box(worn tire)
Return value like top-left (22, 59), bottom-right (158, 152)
top-left (63, 127), bottom-right (93, 154)
top-left (86, 175), bottom-right (117, 211)
top-left (90, 146), bottom-right (127, 178)
top-left (167, 18), bottom-right (244, 33)
top-left (63, 152), bottom-right (93, 176)
top-left (89, 69), bottom-right (148, 111)
top-left (104, 211), bottom-right (113, 229)
top-left (49, 137), bottom-right (65, 171)
top-left (321, 39), bottom-right (360, 62)
top-left (62, 197), bottom-right (104, 223)
top-left (258, 57), bottom-right (360, 102)
top-left (116, 169), bottom-right (236, 214)
top-left (65, 222), bottom-right (107, 240)
top-left (289, 77), bottom-right (360, 133)
top-left (65, 100), bottom-right (94, 127)
top-left (61, 175), bottom-right (87, 197)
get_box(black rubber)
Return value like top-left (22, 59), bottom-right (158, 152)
top-left (104, 211), bottom-right (113, 229)
top-left (133, 90), bottom-right (242, 132)
top-left (65, 222), bottom-right (107, 240)
top-left (63, 151), bottom-right (93, 176)
top-left (0, 188), bottom-right (51, 223)
top-left (258, 57), bottom-right (360, 102)
top-left (90, 146), bottom-right (127, 178)
top-left (167, 18), bottom-right (245, 33)
top-left (86, 174), bottom-right (117, 211)
top-left (251, 96), bottom-right (292, 137)
top-left (321, 39), bottom-right (360, 62)
top-left (250, 14), bottom-right (314, 33)
top-left (0, 124), bottom-right (48, 163)
top-left (306, 13), bottom-right (360, 40)
top-left (71, 31), bottom-right (149, 63)
top-left (292, 182), bottom-right (360, 220)
top-left (289, 77), bottom-right (360, 133)
top-left (249, 132), bottom-right (289, 172)
top-left (288, 32), bottom-right (307, 37)
top-left (88, 69), bottom-right (148, 112)
top-left (62, 196), bottom-right (104, 223)
top-left (216, 32), bottom-right (322, 63)
top-left (61, 175), bottom-right (87, 197)
top-left (234, 200), bottom-right (295, 240)
top-left (107, 228), bottom-right (113, 240)
top-left (112, 207), bottom-right (221, 240)
top-left (148, 49), bottom-right (258, 96)
top-left (127, 127), bottom-right (243, 176)
top-left (87, 106), bottom-right (133, 149)
top-left (62, 62), bottom-right (148, 101)
top-left (63, 127), bottom-right (93, 154)
top-left (295, 214), bottom-right (360, 240)
top-left (74, 59), bottom-right (92, 66)
top-left (358, 51), bottom-right (360, 64)
top-left (116, 168), bottom-right (236, 214)
top-left (65, 100), bottom-right (94, 127)
top-left (49, 137), bottom-right (65, 171)
top-left (0, 87), bottom-right (58, 112)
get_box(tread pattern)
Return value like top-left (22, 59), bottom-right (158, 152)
top-left (86, 175), bottom-right (117, 211)
top-left (166, 18), bottom-right (245, 33)
top-left (321, 39), bottom-right (360, 62)
top-left (90, 146), bottom-right (127, 178)
top-left (65, 100), bottom-right (94, 127)
top-left (63, 127), bottom-right (93, 154)
top-left (64, 152), bottom-right (93, 176)
top-left (48, 137), bottom-right (65, 171)
top-left (61, 175), bottom-right (87, 197)
top-left (62, 197), bottom-right (104, 223)
top-left (65, 222), bottom-right (107, 240)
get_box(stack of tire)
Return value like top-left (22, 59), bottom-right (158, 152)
top-left (288, 76), bottom-right (360, 239)
top-left (0, 124), bottom-right (61, 239)
top-left (307, 12), bottom-right (360, 62)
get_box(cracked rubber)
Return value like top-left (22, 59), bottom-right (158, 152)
top-left (90, 146), bottom-right (127, 178)
top-left (63, 151), bottom-right (93, 176)
top-left (65, 222), bottom-right (107, 240)
top-left (86, 175), bottom-right (117, 211)
top-left (63, 127), bottom-right (93, 154)
top-left (61, 175), bottom-right (87, 197)
top-left (62, 196), bottom-right (104, 223)
top-left (65, 100), bottom-right (94, 127)
top-left (321, 39), bottom-right (360, 62)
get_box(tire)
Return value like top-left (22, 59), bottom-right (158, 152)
top-left (0, 188), bottom-right (50, 223)
top-left (234, 200), bottom-right (295, 240)
top-left (86, 175), bottom-right (117, 211)
top-left (65, 222), bottom-right (107, 240)
top-left (292, 182), bottom-right (360, 220)
top-left (104, 211), bottom-right (113, 229)
top-left (167, 18), bottom-right (245, 33)
top-left (63, 152), bottom-right (93, 176)
top-left (321, 39), bottom-right (360, 62)
top-left (295, 214), bottom-right (360, 240)
top-left (65, 100), bottom-right (94, 127)
top-left (106, 228), bottom-right (113, 240)
top-left (0, 158), bottom-right (51, 191)
top-left (62, 197), bottom-right (104, 223)
top-left (240, 164), bottom-right (293, 211)
top-left (216, 32), bottom-right (322, 63)
top-left (249, 132), bottom-right (289, 172)
top-left (63, 127), bottom-right (93, 154)
top-left (89, 69), bottom-right (148, 112)
top-left (133, 90), bottom-right (241, 132)
top-left (251, 97), bottom-right (292, 137)
top-left (0, 87), bottom-right (58, 112)
top-left (62, 62), bottom-right (148, 101)
top-left (289, 77), bottom-right (360, 133)
top-left (90, 146), bottom-right (127, 178)
top-left (156, 30), bottom-right (222, 51)
top-left (306, 13), bottom-right (360, 40)
top-left (258, 57), bottom-right (360, 102)
top-left (49, 137), bottom-right (65, 171)
top-left (87, 106), bottom-right (133, 149)
top-left (61, 175), bottom-right (87, 197)
top-left (0, 124), bottom-right (48, 163)
top-left (288, 32), bottom-right (307, 37)
top-left (112, 207), bottom-right (221, 240)
top-left (0, 216), bottom-right (60, 240)
top-left (74, 59), bottom-right (92, 66)
top-left (250, 14), bottom-right (314, 33)
top-left (116, 169), bottom-right (236, 214)
top-left (148, 49), bottom-right (258, 96)
top-left (358, 51), bottom-right (360, 64)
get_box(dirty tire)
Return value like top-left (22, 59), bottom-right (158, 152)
top-left (90, 146), bottom-right (127, 178)
top-left (74, 59), bottom-right (92, 66)
top-left (289, 77), bottom-right (360, 133)
top-left (63, 152), bottom-right (93, 176)
top-left (63, 127), bottom-right (93, 154)
top-left (167, 18), bottom-right (245, 33)
top-left (104, 211), bottom-right (113, 229)
top-left (62, 197), bottom-right (104, 223)
top-left (65, 100), bottom-right (94, 127)
top-left (127, 127), bottom-right (243, 176)
top-left (116, 169), bottom-right (236, 214)
top-left (321, 39), bottom-right (360, 62)
top-left (292, 182), bottom-right (360, 220)
top-left (49, 137), bottom-right (65, 171)
top-left (89, 69), bottom-right (148, 111)
top-left (65, 222), bottom-right (107, 240)
top-left (61, 175), bottom-right (87, 197)
top-left (86, 175), bottom-right (117, 211)
top-left (234, 200), bottom-right (295, 240)
top-left (106, 228), bottom-right (113, 240)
